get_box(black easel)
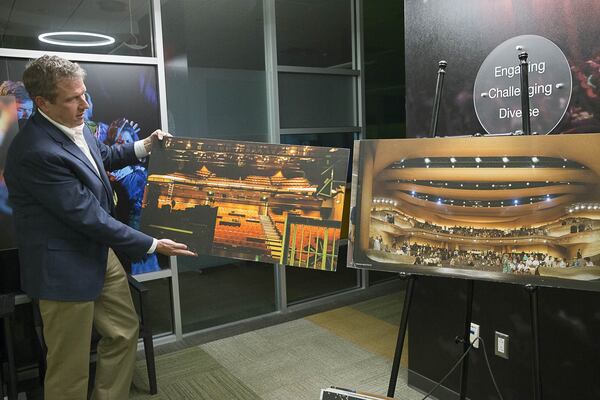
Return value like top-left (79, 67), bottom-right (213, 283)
top-left (429, 61), bottom-right (448, 138)
top-left (387, 273), bottom-right (416, 397)
top-left (519, 51), bottom-right (543, 400)
top-left (519, 52), bottom-right (531, 135)
top-left (458, 280), bottom-right (475, 399)
top-left (525, 284), bottom-right (542, 400)
top-left (388, 61), bottom-right (448, 397)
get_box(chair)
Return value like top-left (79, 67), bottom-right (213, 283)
top-left (0, 293), bottom-right (18, 400)
top-left (127, 274), bottom-right (158, 395)
top-left (32, 274), bottom-right (158, 395)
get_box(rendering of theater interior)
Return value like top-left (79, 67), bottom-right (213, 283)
top-left (352, 133), bottom-right (600, 281)
top-left (141, 137), bottom-right (349, 271)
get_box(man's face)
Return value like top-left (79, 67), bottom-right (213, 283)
top-left (16, 99), bottom-right (33, 120)
top-left (38, 78), bottom-right (89, 128)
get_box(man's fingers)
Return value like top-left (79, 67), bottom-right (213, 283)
top-left (150, 129), bottom-right (173, 141)
top-left (157, 238), bottom-right (195, 256)
top-left (174, 250), bottom-right (197, 257)
top-left (170, 242), bottom-right (188, 250)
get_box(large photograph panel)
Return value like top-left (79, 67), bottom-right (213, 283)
top-left (141, 137), bottom-right (350, 271)
top-left (349, 134), bottom-right (600, 290)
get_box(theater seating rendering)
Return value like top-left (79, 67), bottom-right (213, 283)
top-left (356, 135), bottom-right (600, 280)
top-left (142, 138), bottom-right (347, 270)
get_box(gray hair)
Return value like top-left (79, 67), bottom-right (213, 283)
top-left (22, 55), bottom-right (86, 102)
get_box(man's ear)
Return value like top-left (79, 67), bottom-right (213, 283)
top-left (34, 96), bottom-right (47, 112)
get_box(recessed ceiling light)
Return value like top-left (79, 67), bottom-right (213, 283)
top-left (38, 31), bottom-right (115, 47)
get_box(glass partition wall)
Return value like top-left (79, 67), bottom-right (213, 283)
top-left (0, 0), bottom-right (368, 342)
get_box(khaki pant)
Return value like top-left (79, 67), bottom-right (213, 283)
top-left (39, 249), bottom-right (139, 400)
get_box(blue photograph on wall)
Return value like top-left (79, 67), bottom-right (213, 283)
top-left (0, 58), bottom-right (162, 274)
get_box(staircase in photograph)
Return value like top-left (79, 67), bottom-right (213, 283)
top-left (260, 215), bottom-right (283, 259)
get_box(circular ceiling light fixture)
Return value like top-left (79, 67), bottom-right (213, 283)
top-left (38, 31), bottom-right (115, 47)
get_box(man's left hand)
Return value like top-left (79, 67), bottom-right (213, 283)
top-left (143, 129), bottom-right (172, 153)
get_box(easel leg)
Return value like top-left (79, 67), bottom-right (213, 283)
top-left (387, 274), bottom-right (416, 398)
top-left (459, 279), bottom-right (475, 400)
top-left (526, 284), bottom-right (542, 400)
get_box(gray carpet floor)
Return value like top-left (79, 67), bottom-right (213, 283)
top-left (129, 293), bottom-right (424, 400)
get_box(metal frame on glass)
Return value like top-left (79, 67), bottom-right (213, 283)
top-left (265, 0), bottom-right (367, 309)
top-left (263, 0), bottom-right (288, 312)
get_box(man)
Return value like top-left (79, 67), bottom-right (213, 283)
top-left (4, 55), bottom-right (195, 400)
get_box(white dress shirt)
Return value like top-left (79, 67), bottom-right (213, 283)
top-left (38, 110), bottom-right (158, 254)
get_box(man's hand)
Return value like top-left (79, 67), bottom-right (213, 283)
top-left (143, 129), bottom-right (172, 153)
top-left (155, 238), bottom-right (197, 256)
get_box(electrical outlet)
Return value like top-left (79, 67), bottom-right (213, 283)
top-left (469, 322), bottom-right (480, 348)
top-left (495, 331), bottom-right (509, 359)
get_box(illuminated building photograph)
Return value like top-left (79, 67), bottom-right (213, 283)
top-left (140, 137), bottom-right (349, 271)
top-left (350, 133), bottom-right (600, 286)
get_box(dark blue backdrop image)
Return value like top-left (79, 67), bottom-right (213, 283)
top-left (405, 0), bottom-right (600, 137)
top-left (0, 58), bottom-right (162, 274)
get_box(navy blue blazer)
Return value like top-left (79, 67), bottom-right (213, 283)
top-left (4, 113), bottom-right (154, 301)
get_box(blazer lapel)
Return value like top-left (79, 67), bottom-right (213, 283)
top-left (34, 114), bottom-right (114, 206)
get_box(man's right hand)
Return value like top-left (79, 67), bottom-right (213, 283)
top-left (156, 239), bottom-right (197, 256)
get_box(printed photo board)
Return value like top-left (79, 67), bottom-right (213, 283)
top-left (141, 137), bottom-right (350, 271)
top-left (349, 133), bottom-right (600, 291)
